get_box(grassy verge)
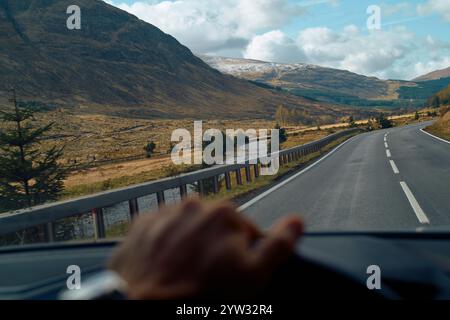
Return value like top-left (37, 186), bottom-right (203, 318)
top-left (424, 107), bottom-right (450, 141)
top-left (425, 121), bottom-right (450, 141)
top-left (425, 127), bottom-right (450, 141)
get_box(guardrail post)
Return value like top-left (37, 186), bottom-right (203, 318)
top-left (129, 198), bottom-right (139, 218)
top-left (225, 172), bottom-right (232, 190)
top-left (156, 191), bottom-right (165, 208)
top-left (180, 184), bottom-right (188, 199)
top-left (245, 165), bottom-right (252, 182)
top-left (44, 222), bottom-right (55, 243)
top-left (213, 176), bottom-right (219, 194)
top-left (92, 208), bottom-right (106, 240)
top-left (198, 180), bottom-right (205, 196)
top-left (279, 155), bottom-right (284, 166)
top-left (235, 169), bottom-right (243, 185)
top-left (253, 163), bottom-right (259, 178)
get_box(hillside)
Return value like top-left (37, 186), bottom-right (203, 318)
top-left (200, 56), bottom-right (450, 109)
top-left (414, 67), bottom-right (450, 82)
top-left (425, 84), bottom-right (450, 140)
top-left (433, 84), bottom-right (450, 105)
top-left (426, 106), bottom-right (450, 141)
top-left (200, 55), bottom-right (399, 100)
top-left (0, 0), bottom-right (347, 121)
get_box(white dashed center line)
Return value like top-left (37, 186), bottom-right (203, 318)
top-left (386, 149), bottom-right (391, 158)
top-left (385, 142), bottom-right (389, 148)
top-left (400, 181), bottom-right (430, 224)
top-left (390, 160), bottom-right (399, 174)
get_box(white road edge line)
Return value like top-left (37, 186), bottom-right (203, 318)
top-left (386, 149), bottom-right (391, 158)
top-left (400, 181), bottom-right (430, 224)
top-left (389, 160), bottom-right (399, 174)
top-left (238, 134), bottom-right (361, 212)
top-left (420, 128), bottom-right (450, 144)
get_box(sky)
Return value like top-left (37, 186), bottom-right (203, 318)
top-left (104, 0), bottom-right (450, 80)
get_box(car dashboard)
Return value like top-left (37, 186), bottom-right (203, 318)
top-left (1, 233), bottom-right (450, 300)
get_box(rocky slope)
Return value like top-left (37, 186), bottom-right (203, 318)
top-left (199, 55), bottom-right (404, 101)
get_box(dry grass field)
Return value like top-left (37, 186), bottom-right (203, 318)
top-left (32, 110), bottom-right (274, 164)
top-left (426, 107), bottom-right (450, 141)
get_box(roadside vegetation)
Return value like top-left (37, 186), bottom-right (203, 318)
top-left (425, 106), bottom-right (450, 141)
top-left (424, 84), bottom-right (450, 141)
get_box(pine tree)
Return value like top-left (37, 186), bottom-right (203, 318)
top-left (0, 89), bottom-right (67, 212)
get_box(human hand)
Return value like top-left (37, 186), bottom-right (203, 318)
top-left (108, 199), bottom-right (303, 299)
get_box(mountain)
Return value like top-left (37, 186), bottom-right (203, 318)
top-left (414, 67), bottom-right (450, 82)
top-left (0, 0), bottom-right (350, 122)
top-left (201, 56), bottom-right (450, 110)
top-left (200, 55), bottom-right (402, 100)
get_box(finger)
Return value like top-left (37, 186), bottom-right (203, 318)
top-left (250, 216), bottom-right (303, 273)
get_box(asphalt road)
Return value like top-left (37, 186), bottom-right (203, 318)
top-left (242, 122), bottom-right (450, 232)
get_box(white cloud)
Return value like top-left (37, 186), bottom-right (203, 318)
top-left (243, 30), bottom-right (305, 63)
top-left (105, 0), bottom-right (306, 53)
top-left (297, 26), bottom-right (414, 78)
top-left (242, 26), bottom-right (450, 80)
top-left (418, 0), bottom-right (450, 21)
top-left (104, 0), bottom-right (450, 80)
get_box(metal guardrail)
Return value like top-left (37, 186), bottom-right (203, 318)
top-left (0, 128), bottom-right (362, 242)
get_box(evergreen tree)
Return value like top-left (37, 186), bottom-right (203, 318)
top-left (0, 89), bottom-right (67, 212)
